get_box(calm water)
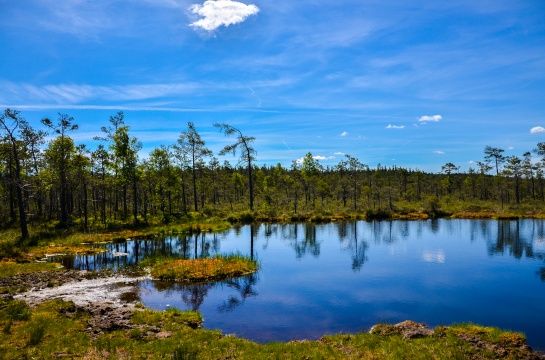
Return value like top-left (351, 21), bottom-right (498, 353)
top-left (54, 219), bottom-right (545, 350)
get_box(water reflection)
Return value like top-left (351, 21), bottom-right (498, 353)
top-left (217, 274), bottom-right (259, 312)
top-left (284, 223), bottom-right (321, 259)
top-left (422, 250), bottom-right (446, 263)
top-left (47, 219), bottom-right (545, 350)
top-left (487, 220), bottom-right (542, 260)
top-left (152, 281), bottom-right (213, 311)
top-left (336, 222), bottom-right (368, 271)
top-left (139, 273), bottom-right (258, 314)
top-left (48, 233), bottom-right (225, 271)
top-left (50, 220), bottom-right (545, 281)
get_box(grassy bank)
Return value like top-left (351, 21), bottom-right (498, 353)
top-left (0, 261), bottom-right (63, 278)
top-left (0, 298), bottom-right (540, 359)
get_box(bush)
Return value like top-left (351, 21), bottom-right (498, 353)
top-left (365, 209), bottom-right (392, 220)
top-left (226, 211), bottom-right (255, 223)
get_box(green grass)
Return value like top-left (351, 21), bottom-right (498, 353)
top-left (131, 307), bottom-right (203, 329)
top-left (143, 254), bottom-right (258, 282)
top-left (0, 261), bottom-right (63, 278)
top-left (0, 298), bottom-right (538, 359)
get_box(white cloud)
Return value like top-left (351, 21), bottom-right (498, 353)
top-left (295, 155), bottom-right (334, 164)
top-left (314, 155), bottom-right (335, 161)
top-left (433, 150), bottom-right (445, 155)
top-left (507, 146), bottom-right (514, 150)
top-left (340, 131), bottom-right (348, 136)
top-left (190, 0), bottom-right (259, 31)
top-left (531, 126), bottom-right (545, 134)
top-left (386, 124), bottom-right (405, 129)
top-left (334, 152), bottom-right (344, 155)
top-left (419, 115), bottom-right (442, 122)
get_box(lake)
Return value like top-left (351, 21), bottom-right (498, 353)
top-left (53, 219), bottom-right (545, 350)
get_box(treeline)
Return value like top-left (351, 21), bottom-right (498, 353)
top-left (2, 108), bottom-right (545, 239)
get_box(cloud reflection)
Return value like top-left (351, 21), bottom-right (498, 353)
top-left (422, 250), bottom-right (445, 263)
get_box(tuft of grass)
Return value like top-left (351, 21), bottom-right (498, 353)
top-left (26, 315), bottom-right (48, 346)
top-left (132, 307), bottom-right (203, 329)
top-left (144, 254), bottom-right (258, 283)
top-left (0, 299), bottom-right (31, 322)
top-left (2, 318), bottom-right (12, 334)
top-left (172, 344), bottom-right (199, 360)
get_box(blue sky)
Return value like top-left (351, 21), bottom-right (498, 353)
top-left (1, 0), bottom-right (544, 172)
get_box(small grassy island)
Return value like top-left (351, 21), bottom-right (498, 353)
top-left (144, 254), bottom-right (258, 282)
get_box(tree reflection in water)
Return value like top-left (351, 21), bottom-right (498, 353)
top-left (48, 219), bottom-right (545, 283)
top-left (538, 267), bottom-right (545, 281)
top-left (182, 283), bottom-right (213, 311)
top-left (283, 223), bottom-right (321, 259)
top-left (488, 220), bottom-right (537, 259)
top-left (152, 281), bottom-right (213, 311)
top-left (149, 273), bottom-right (258, 313)
top-left (336, 222), bottom-right (368, 271)
top-left (217, 274), bottom-right (259, 312)
top-left (350, 222), bottom-right (368, 271)
top-left (485, 219), bottom-right (545, 281)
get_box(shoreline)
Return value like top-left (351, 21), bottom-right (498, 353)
top-left (2, 270), bottom-right (543, 358)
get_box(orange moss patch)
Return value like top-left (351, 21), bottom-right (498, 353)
top-left (45, 245), bottom-right (106, 255)
top-left (494, 213), bottom-right (521, 220)
top-left (451, 212), bottom-right (495, 219)
top-left (392, 212), bottom-right (429, 220)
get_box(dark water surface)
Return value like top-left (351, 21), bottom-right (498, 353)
top-left (54, 219), bottom-right (545, 350)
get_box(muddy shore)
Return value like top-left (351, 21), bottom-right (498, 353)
top-left (2, 270), bottom-right (150, 338)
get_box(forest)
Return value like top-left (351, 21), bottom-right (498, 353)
top-left (2, 108), bottom-right (545, 240)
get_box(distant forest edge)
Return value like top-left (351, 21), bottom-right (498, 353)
top-left (2, 108), bottom-right (545, 240)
